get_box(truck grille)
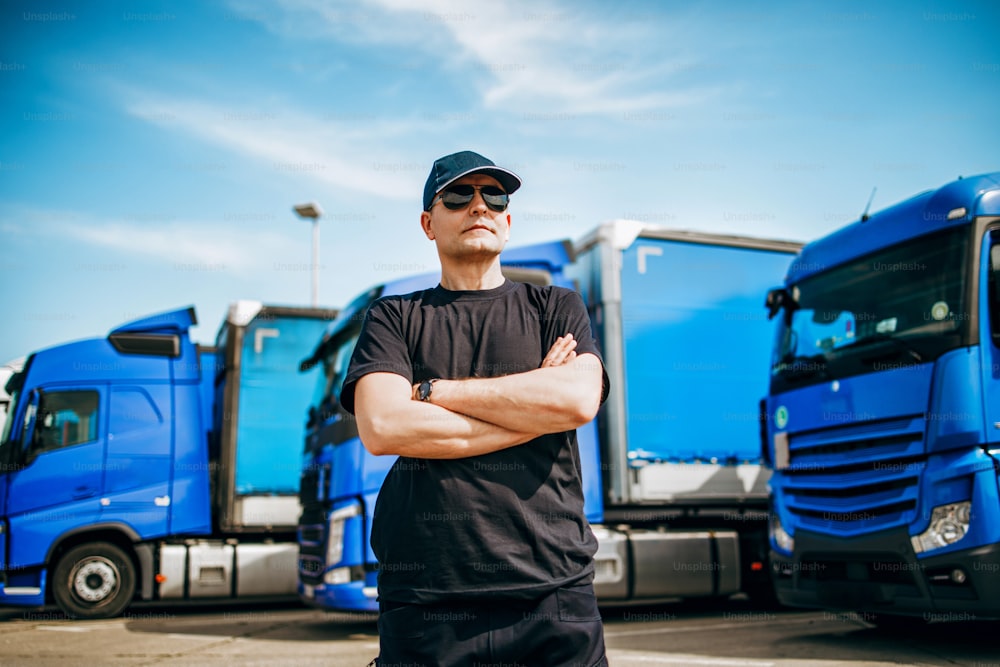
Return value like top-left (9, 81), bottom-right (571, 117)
top-left (298, 466), bottom-right (327, 585)
top-left (297, 521), bottom-right (326, 586)
top-left (299, 465), bottom-right (319, 507)
top-left (780, 415), bottom-right (925, 535)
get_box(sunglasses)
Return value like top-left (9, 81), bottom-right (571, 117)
top-left (431, 184), bottom-right (510, 212)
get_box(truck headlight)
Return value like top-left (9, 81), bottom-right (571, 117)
top-left (911, 501), bottom-right (971, 554)
top-left (770, 513), bottom-right (794, 554)
top-left (326, 502), bottom-right (362, 567)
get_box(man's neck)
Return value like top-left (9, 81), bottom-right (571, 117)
top-left (438, 262), bottom-right (505, 291)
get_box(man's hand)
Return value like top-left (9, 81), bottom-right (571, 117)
top-left (412, 334), bottom-right (579, 399)
top-left (541, 333), bottom-right (577, 368)
top-left (356, 372), bottom-right (539, 458)
top-left (417, 332), bottom-right (602, 435)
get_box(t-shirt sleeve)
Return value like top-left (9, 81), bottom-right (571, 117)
top-left (546, 287), bottom-right (610, 404)
top-left (340, 297), bottom-right (414, 415)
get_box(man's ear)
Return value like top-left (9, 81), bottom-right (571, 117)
top-left (420, 211), bottom-right (435, 240)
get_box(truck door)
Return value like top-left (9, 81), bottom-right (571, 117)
top-left (100, 384), bottom-right (172, 535)
top-left (7, 387), bottom-right (105, 523)
top-left (982, 230), bottom-right (1000, 447)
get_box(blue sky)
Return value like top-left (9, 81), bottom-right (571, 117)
top-left (1, 0), bottom-right (998, 362)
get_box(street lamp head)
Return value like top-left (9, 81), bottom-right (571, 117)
top-left (293, 202), bottom-right (323, 220)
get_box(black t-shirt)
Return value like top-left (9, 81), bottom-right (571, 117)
top-left (341, 279), bottom-right (607, 604)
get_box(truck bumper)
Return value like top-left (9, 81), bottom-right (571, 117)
top-left (771, 528), bottom-right (1000, 620)
top-left (298, 580), bottom-right (378, 613)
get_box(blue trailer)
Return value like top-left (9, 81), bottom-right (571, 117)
top-left (297, 221), bottom-right (800, 612)
top-left (0, 301), bottom-right (336, 618)
top-left (763, 172), bottom-right (1000, 623)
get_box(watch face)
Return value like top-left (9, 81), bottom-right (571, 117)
top-left (419, 379), bottom-right (433, 401)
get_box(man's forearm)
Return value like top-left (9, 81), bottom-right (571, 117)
top-left (356, 377), bottom-right (538, 459)
top-left (425, 353), bottom-right (603, 434)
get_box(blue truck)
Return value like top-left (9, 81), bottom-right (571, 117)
top-left (0, 301), bottom-right (336, 618)
top-left (763, 171), bottom-right (1000, 623)
top-left (296, 220), bottom-right (801, 612)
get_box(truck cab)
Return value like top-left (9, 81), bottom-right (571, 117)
top-left (0, 303), bottom-right (336, 618)
top-left (0, 308), bottom-right (207, 618)
top-left (764, 172), bottom-right (1000, 621)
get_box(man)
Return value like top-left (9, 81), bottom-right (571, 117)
top-left (342, 150), bottom-right (609, 666)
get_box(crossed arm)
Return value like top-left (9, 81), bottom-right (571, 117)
top-left (352, 334), bottom-right (604, 460)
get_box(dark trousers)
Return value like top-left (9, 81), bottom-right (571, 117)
top-left (374, 581), bottom-right (608, 667)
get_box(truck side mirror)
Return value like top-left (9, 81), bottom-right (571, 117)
top-left (765, 287), bottom-right (796, 321)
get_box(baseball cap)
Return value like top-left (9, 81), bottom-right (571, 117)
top-left (423, 150), bottom-right (522, 211)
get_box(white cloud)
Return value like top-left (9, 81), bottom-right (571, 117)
top-left (9, 208), bottom-right (300, 276)
top-left (228, 0), bottom-right (726, 115)
top-left (67, 221), bottom-right (254, 271)
top-left (110, 0), bottom-right (730, 209)
top-left (124, 96), bottom-right (419, 199)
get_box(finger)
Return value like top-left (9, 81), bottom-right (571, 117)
top-left (541, 346), bottom-right (578, 368)
top-left (541, 349), bottom-right (564, 367)
top-left (541, 337), bottom-right (564, 361)
top-left (541, 334), bottom-right (579, 367)
top-left (550, 335), bottom-right (577, 353)
top-left (544, 340), bottom-right (571, 361)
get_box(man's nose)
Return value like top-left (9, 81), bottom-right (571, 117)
top-left (468, 189), bottom-right (489, 215)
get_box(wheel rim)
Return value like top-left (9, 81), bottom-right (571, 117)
top-left (71, 557), bottom-right (119, 603)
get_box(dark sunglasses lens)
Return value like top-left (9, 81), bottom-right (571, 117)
top-left (441, 185), bottom-right (475, 210)
top-left (480, 187), bottom-right (509, 211)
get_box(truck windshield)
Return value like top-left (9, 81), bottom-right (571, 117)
top-left (311, 332), bottom-right (360, 416)
top-left (771, 227), bottom-right (968, 391)
top-left (306, 287), bottom-right (383, 422)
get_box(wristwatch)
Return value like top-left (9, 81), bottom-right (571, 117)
top-left (417, 378), bottom-right (438, 402)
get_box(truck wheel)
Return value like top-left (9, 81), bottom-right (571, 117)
top-left (52, 542), bottom-right (136, 619)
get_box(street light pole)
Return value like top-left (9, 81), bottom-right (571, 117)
top-left (293, 202), bottom-right (323, 307)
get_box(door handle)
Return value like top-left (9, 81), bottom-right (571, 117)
top-left (72, 486), bottom-right (96, 499)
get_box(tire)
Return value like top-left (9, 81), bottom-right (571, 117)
top-left (52, 542), bottom-right (136, 619)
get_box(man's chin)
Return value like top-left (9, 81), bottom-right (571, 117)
top-left (455, 240), bottom-right (504, 259)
